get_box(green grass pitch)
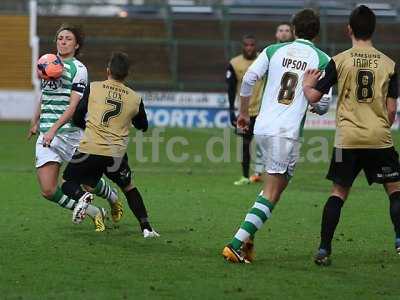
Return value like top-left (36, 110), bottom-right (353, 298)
top-left (1, 122), bottom-right (399, 299)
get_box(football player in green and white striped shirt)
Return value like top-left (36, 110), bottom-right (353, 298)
top-left (28, 24), bottom-right (122, 231)
top-left (222, 9), bottom-right (332, 263)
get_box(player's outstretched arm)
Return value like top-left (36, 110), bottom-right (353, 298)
top-left (42, 91), bottom-right (82, 147)
top-left (304, 59), bottom-right (338, 104)
top-left (303, 69), bottom-right (323, 103)
top-left (310, 88), bottom-right (333, 115)
top-left (237, 50), bottom-right (269, 131)
top-left (238, 71), bottom-right (257, 131)
top-left (42, 64), bottom-right (88, 146)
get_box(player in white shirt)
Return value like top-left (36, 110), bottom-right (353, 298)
top-left (28, 24), bottom-right (119, 232)
top-left (222, 9), bottom-right (331, 263)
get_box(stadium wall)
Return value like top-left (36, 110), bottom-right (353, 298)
top-left (2, 90), bottom-right (399, 130)
top-left (0, 15), bottom-right (32, 90)
top-left (2, 5), bottom-right (399, 127)
top-left (0, 91), bottom-right (36, 120)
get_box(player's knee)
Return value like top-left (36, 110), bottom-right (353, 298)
top-left (265, 174), bottom-right (288, 198)
top-left (83, 184), bottom-right (94, 193)
top-left (384, 182), bottom-right (400, 196)
top-left (113, 172), bottom-right (132, 191)
top-left (122, 183), bottom-right (134, 193)
top-left (331, 184), bottom-right (350, 201)
top-left (263, 185), bottom-right (284, 203)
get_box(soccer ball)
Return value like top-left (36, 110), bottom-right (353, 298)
top-left (37, 54), bottom-right (63, 80)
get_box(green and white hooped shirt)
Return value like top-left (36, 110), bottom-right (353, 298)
top-left (245, 39), bottom-right (330, 140)
top-left (39, 57), bottom-right (88, 134)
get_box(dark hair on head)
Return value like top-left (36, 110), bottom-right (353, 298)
top-left (55, 24), bottom-right (84, 56)
top-left (277, 22), bottom-right (292, 28)
top-left (242, 34), bottom-right (256, 42)
top-left (291, 9), bottom-right (320, 40)
top-left (108, 51), bottom-right (130, 81)
top-left (349, 5), bottom-right (376, 40)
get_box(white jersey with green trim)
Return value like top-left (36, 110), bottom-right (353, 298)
top-left (39, 57), bottom-right (88, 133)
top-left (244, 39), bottom-right (330, 140)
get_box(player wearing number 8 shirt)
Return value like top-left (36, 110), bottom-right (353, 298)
top-left (303, 5), bottom-right (400, 265)
top-left (222, 9), bottom-right (332, 263)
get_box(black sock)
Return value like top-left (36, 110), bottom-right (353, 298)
top-left (61, 181), bottom-right (85, 201)
top-left (124, 187), bottom-right (151, 232)
top-left (319, 196), bottom-right (344, 253)
top-left (242, 136), bottom-right (251, 178)
top-left (389, 192), bottom-right (400, 239)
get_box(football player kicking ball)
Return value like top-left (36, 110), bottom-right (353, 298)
top-left (303, 5), bottom-right (400, 265)
top-left (222, 9), bottom-right (331, 263)
top-left (62, 51), bottom-right (159, 238)
top-left (28, 24), bottom-right (121, 232)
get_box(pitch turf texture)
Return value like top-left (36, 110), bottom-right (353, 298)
top-left (1, 122), bottom-right (399, 299)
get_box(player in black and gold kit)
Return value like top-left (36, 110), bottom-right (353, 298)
top-left (227, 27), bottom-right (293, 186)
top-left (62, 52), bottom-right (159, 238)
top-left (303, 6), bottom-right (400, 264)
top-left (226, 35), bottom-right (264, 186)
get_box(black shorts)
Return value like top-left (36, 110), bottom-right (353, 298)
top-left (235, 116), bottom-right (257, 138)
top-left (63, 152), bottom-right (132, 189)
top-left (326, 147), bottom-right (400, 187)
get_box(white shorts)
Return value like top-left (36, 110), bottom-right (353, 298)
top-left (254, 135), bottom-right (300, 178)
top-left (35, 130), bottom-right (83, 168)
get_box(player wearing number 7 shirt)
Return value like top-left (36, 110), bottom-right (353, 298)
top-left (222, 8), bottom-right (332, 263)
top-left (61, 51), bottom-right (159, 238)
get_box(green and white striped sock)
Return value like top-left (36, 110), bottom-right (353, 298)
top-left (93, 178), bottom-right (118, 204)
top-left (50, 187), bottom-right (76, 210)
top-left (230, 194), bottom-right (274, 251)
top-left (49, 187), bottom-right (100, 217)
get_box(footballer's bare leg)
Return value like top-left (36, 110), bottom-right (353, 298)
top-left (243, 173), bottom-right (287, 261)
top-left (262, 173), bottom-right (288, 205)
top-left (37, 163), bottom-right (105, 230)
top-left (36, 162), bottom-right (60, 199)
top-left (384, 181), bottom-right (400, 254)
top-left (330, 183), bottom-right (350, 201)
top-left (37, 162), bottom-right (82, 210)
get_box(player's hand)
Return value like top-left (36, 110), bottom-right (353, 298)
top-left (309, 95), bottom-right (330, 115)
top-left (237, 113), bottom-right (250, 133)
top-left (309, 106), bottom-right (318, 114)
top-left (309, 105), bottom-right (321, 115)
top-left (42, 129), bottom-right (56, 147)
top-left (27, 123), bottom-right (38, 140)
top-left (303, 69), bottom-right (321, 88)
top-left (229, 109), bottom-right (237, 127)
